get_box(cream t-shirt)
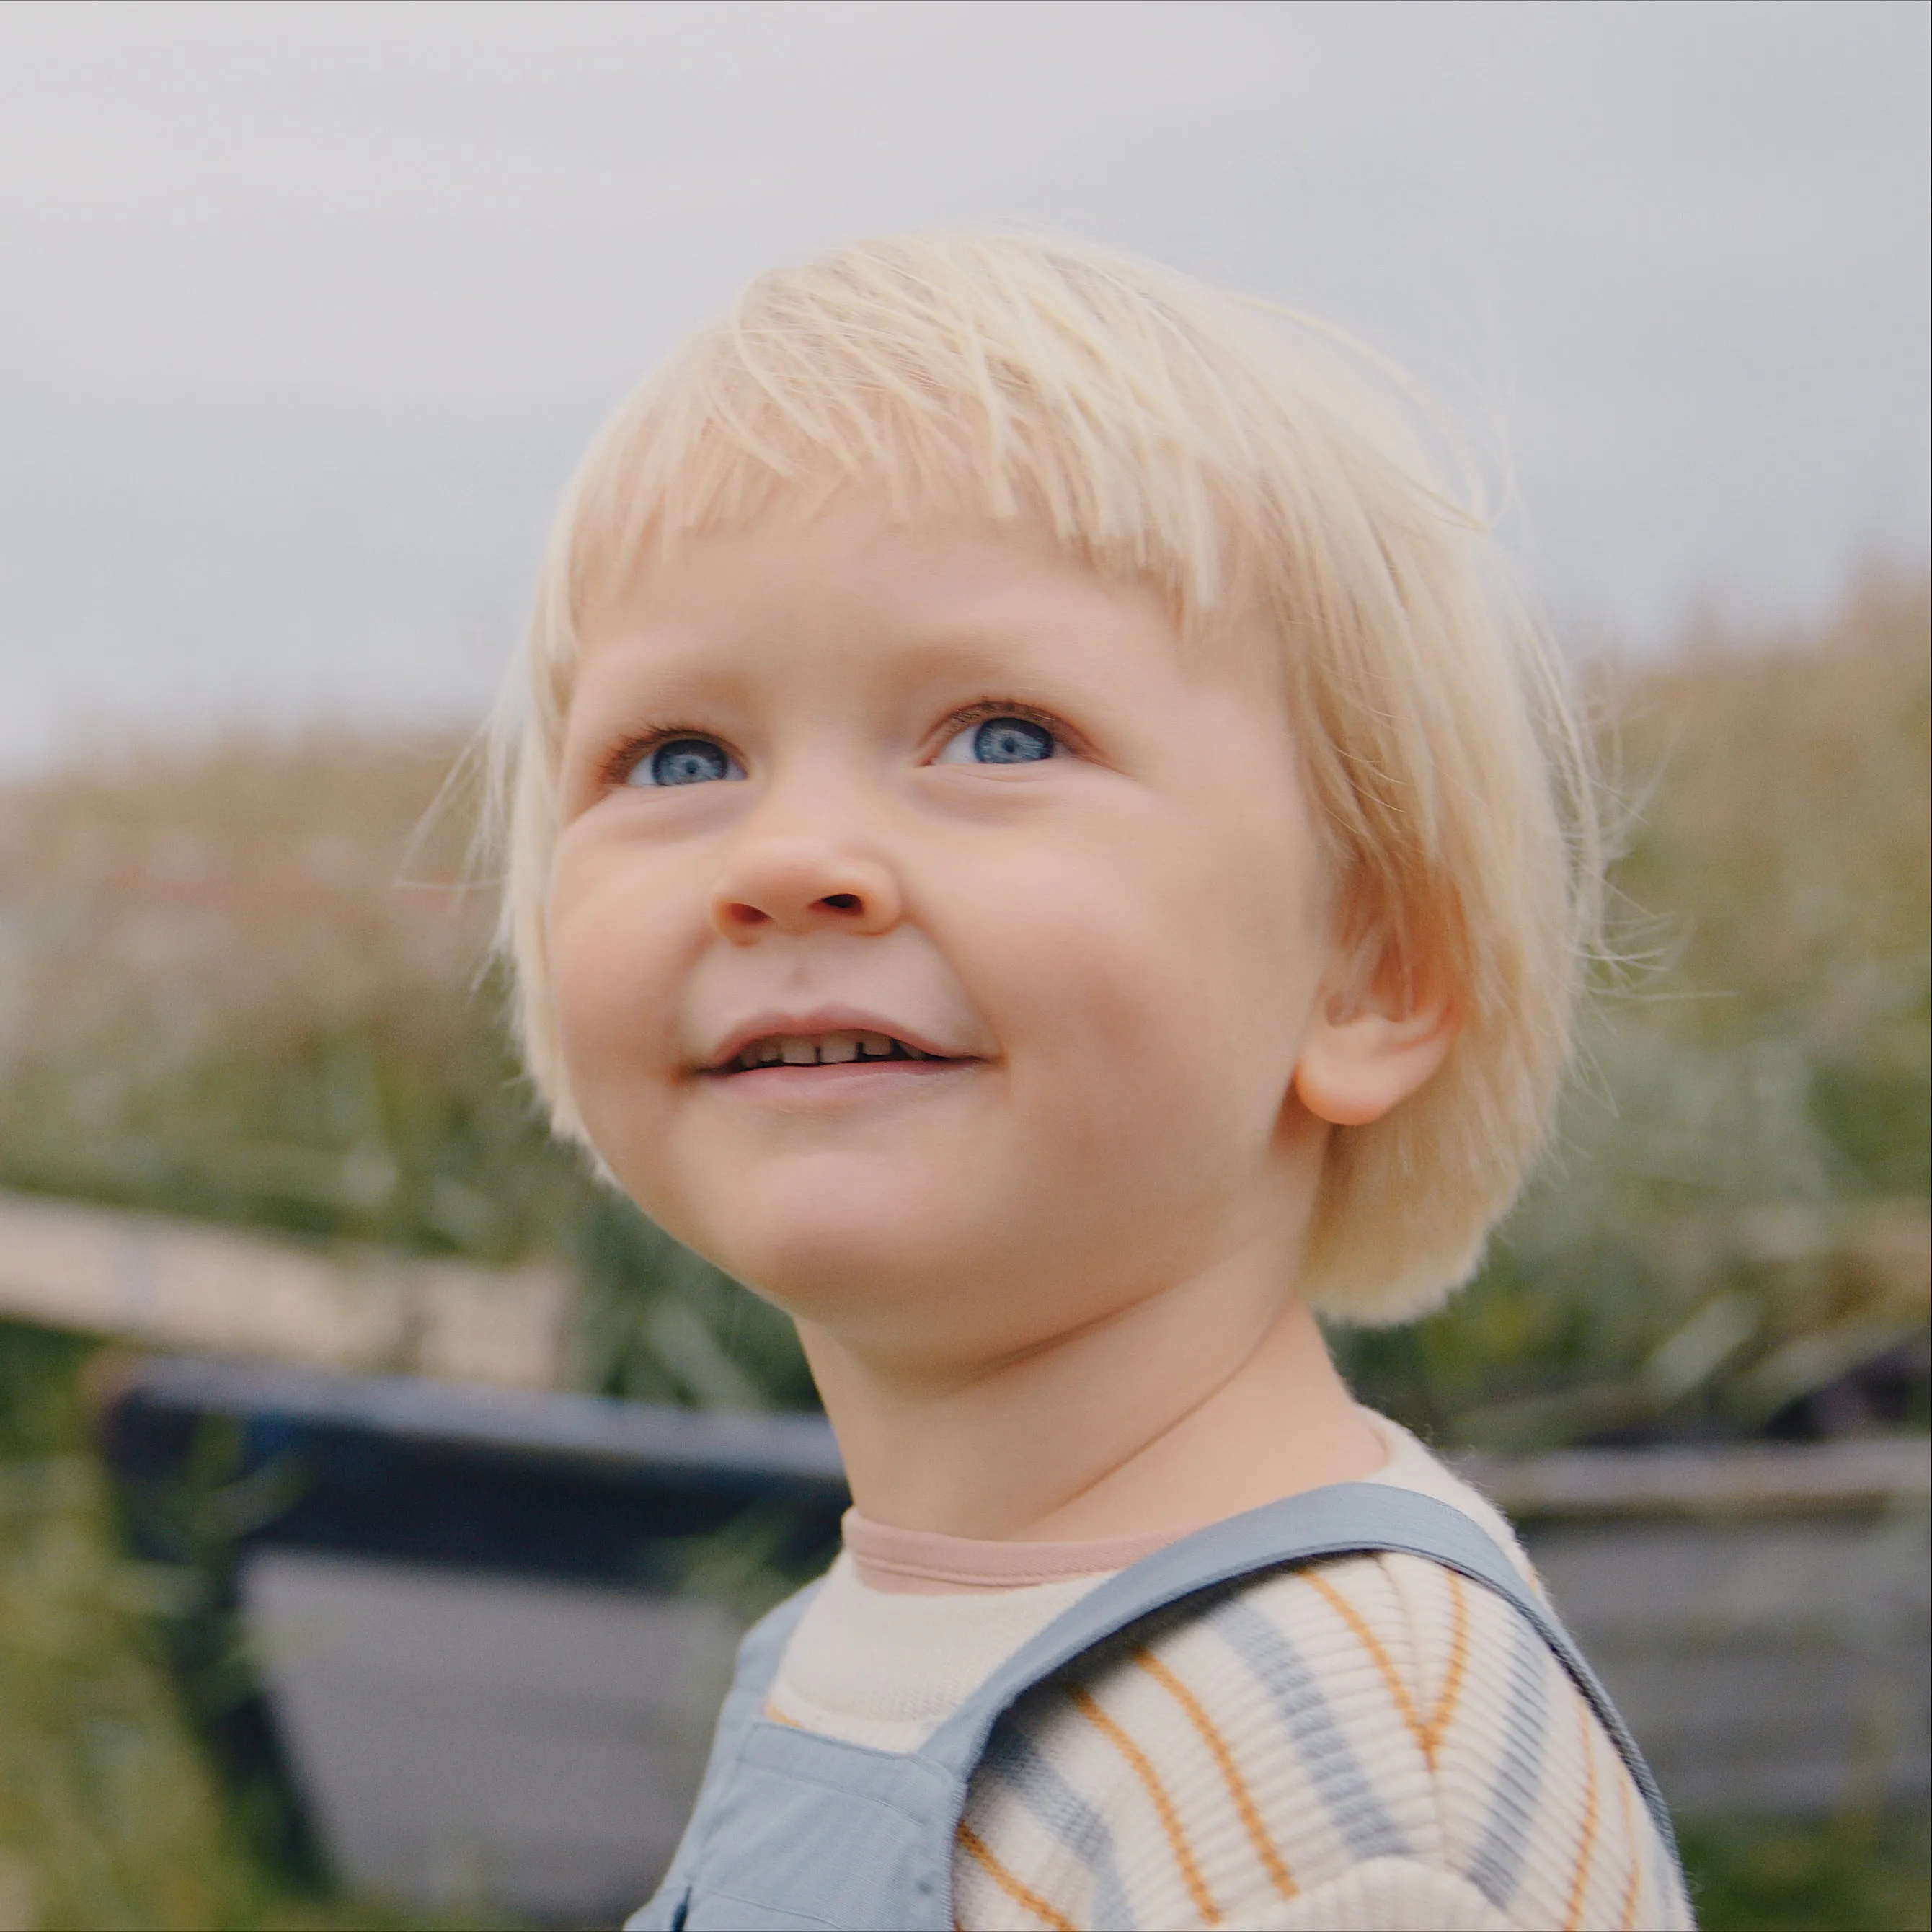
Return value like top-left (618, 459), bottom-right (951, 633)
top-left (768, 1409), bottom-right (1533, 1752)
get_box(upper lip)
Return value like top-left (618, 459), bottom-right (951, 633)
top-left (701, 1007), bottom-right (970, 1072)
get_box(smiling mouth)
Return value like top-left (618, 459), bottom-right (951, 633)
top-left (712, 1030), bottom-right (957, 1075)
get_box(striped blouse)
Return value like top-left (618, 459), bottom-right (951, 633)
top-left (767, 1414), bottom-right (1693, 1931)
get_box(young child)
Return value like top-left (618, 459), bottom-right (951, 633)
top-left (492, 233), bottom-right (1692, 1931)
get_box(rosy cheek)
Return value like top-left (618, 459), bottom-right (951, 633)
top-left (551, 895), bottom-right (651, 1065)
top-left (549, 934), bottom-right (610, 1077)
top-left (961, 887), bottom-right (1153, 1061)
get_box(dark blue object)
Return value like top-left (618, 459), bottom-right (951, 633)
top-left (97, 1353), bottom-right (848, 1586)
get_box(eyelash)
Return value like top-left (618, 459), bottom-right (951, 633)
top-left (929, 698), bottom-right (1074, 758)
top-left (598, 699), bottom-right (1076, 789)
top-left (596, 724), bottom-right (727, 792)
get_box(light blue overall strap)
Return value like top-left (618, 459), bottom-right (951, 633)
top-left (918, 1481), bottom-right (1678, 1861)
top-left (632, 1579), bottom-right (825, 1919)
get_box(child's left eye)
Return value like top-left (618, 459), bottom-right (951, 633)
top-left (935, 715), bottom-right (1061, 766)
top-left (623, 736), bottom-right (746, 787)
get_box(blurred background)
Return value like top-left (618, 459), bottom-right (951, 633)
top-left (0, 4), bottom-right (1926, 1928)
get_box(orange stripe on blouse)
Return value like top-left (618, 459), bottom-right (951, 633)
top-left (1302, 1567), bottom-right (1438, 1768)
top-left (1562, 1695), bottom-right (1605, 1932)
top-left (957, 1822), bottom-right (1076, 1932)
top-left (1132, 1647), bottom-right (1296, 1902)
top-left (1430, 1570), bottom-right (1472, 1753)
top-left (1615, 1747), bottom-right (1644, 1931)
top-left (1068, 1683), bottom-right (1222, 1926)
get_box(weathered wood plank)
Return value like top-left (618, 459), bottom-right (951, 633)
top-left (0, 1190), bottom-right (571, 1387)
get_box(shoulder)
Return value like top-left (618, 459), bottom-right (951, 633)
top-left (957, 1549), bottom-right (1691, 1931)
top-left (1353, 1406), bottom-right (1539, 1584)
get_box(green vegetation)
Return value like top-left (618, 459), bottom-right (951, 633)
top-left (0, 1321), bottom-right (526, 1932)
top-left (0, 570), bottom-right (1925, 1926)
top-left (1679, 1814), bottom-right (1932, 1932)
top-left (0, 735), bottom-right (580, 1264)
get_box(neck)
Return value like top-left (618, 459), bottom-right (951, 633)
top-left (797, 1241), bottom-right (1383, 1544)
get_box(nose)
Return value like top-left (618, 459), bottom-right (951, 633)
top-left (709, 836), bottom-right (903, 944)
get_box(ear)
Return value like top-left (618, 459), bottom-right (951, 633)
top-left (1293, 934), bottom-right (1460, 1129)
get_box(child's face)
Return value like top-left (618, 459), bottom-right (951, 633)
top-left (549, 491), bottom-right (1344, 1365)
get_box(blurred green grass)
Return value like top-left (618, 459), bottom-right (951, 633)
top-left (1679, 1814), bottom-right (1932, 1932)
top-left (0, 1321), bottom-right (532, 1932)
top-left (0, 569), bottom-right (1926, 1926)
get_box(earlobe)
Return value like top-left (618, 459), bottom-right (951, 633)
top-left (1292, 950), bottom-right (1460, 1129)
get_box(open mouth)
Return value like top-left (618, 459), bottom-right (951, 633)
top-left (712, 1031), bottom-right (954, 1074)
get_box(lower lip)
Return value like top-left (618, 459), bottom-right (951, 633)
top-left (701, 1058), bottom-right (973, 1103)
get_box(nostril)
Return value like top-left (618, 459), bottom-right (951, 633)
top-left (820, 893), bottom-right (861, 913)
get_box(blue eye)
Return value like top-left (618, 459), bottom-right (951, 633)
top-left (937, 715), bottom-right (1058, 766)
top-left (628, 737), bottom-right (744, 787)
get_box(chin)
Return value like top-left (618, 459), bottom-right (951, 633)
top-left (644, 1142), bottom-right (965, 1287)
top-left (713, 1208), bottom-right (949, 1316)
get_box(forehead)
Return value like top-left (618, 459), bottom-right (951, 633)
top-left (583, 495), bottom-right (1119, 681)
top-left (567, 486), bottom-right (1269, 718)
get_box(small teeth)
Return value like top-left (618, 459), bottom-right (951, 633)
top-left (728, 1031), bottom-right (932, 1071)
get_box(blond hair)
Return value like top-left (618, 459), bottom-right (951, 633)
top-left (490, 231), bottom-right (1603, 1322)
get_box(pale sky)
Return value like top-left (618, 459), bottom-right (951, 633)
top-left (1, 0), bottom-right (1926, 772)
